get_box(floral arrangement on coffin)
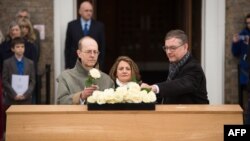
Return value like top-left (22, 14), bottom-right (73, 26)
top-left (87, 82), bottom-right (157, 104)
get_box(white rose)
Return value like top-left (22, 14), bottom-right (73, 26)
top-left (92, 90), bottom-right (102, 97)
top-left (114, 93), bottom-right (124, 103)
top-left (125, 93), bottom-right (142, 103)
top-left (141, 90), bottom-right (156, 103)
top-left (142, 96), bottom-right (151, 103)
top-left (87, 90), bottom-right (102, 103)
top-left (87, 95), bottom-right (97, 103)
top-left (147, 91), bottom-right (157, 103)
top-left (105, 93), bottom-right (116, 104)
top-left (142, 92), bottom-right (152, 103)
top-left (127, 82), bottom-right (141, 92)
top-left (103, 88), bottom-right (115, 95)
top-left (89, 68), bottom-right (101, 79)
top-left (131, 93), bottom-right (143, 103)
top-left (124, 85), bottom-right (142, 103)
top-left (116, 86), bottom-right (127, 93)
top-left (114, 88), bottom-right (127, 97)
top-left (97, 94), bottom-right (106, 105)
top-left (114, 87), bottom-right (126, 103)
top-left (127, 88), bottom-right (140, 95)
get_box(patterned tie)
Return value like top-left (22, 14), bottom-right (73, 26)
top-left (83, 23), bottom-right (89, 36)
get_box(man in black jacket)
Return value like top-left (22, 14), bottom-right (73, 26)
top-left (141, 29), bottom-right (209, 104)
top-left (65, 1), bottom-right (105, 70)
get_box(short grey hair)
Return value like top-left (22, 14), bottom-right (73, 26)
top-left (165, 29), bottom-right (188, 44)
top-left (16, 9), bottom-right (31, 19)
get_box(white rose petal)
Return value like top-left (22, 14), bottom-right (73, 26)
top-left (89, 68), bottom-right (101, 79)
top-left (87, 95), bottom-right (97, 103)
top-left (130, 93), bottom-right (143, 103)
top-left (114, 93), bottom-right (124, 103)
top-left (97, 94), bottom-right (106, 105)
top-left (142, 93), bottom-right (152, 103)
top-left (104, 88), bottom-right (115, 95)
top-left (116, 86), bottom-right (127, 92)
top-left (125, 93), bottom-right (142, 103)
top-left (114, 90), bottom-right (126, 97)
top-left (148, 91), bottom-right (157, 103)
top-left (104, 93), bottom-right (115, 104)
top-left (127, 88), bottom-right (140, 95)
top-left (92, 90), bottom-right (102, 97)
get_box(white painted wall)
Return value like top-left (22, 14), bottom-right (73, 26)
top-left (53, 0), bottom-right (76, 104)
top-left (202, 0), bottom-right (225, 104)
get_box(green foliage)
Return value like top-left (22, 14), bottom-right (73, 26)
top-left (131, 75), bottom-right (138, 83)
top-left (85, 76), bottom-right (94, 87)
top-left (141, 88), bottom-right (151, 93)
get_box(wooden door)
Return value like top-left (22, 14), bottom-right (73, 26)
top-left (78, 0), bottom-right (201, 83)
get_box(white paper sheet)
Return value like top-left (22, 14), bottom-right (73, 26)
top-left (11, 74), bottom-right (29, 95)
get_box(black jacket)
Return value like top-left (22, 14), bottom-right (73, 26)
top-left (157, 56), bottom-right (209, 104)
top-left (65, 19), bottom-right (105, 69)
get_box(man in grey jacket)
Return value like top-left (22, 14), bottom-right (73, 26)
top-left (57, 36), bottom-right (114, 104)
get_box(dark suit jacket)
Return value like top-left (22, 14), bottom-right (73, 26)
top-left (0, 38), bottom-right (38, 74)
top-left (65, 18), bottom-right (105, 69)
top-left (157, 56), bottom-right (209, 104)
top-left (2, 56), bottom-right (35, 104)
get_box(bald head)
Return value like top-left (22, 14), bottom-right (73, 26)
top-left (80, 1), bottom-right (92, 7)
top-left (78, 36), bottom-right (98, 50)
top-left (79, 1), bottom-right (93, 21)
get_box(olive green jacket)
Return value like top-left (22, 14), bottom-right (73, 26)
top-left (57, 60), bottom-right (114, 104)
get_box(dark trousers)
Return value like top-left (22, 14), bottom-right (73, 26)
top-left (0, 78), bottom-right (3, 141)
top-left (239, 85), bottom-right (247, 109)
top-left (246, 93), bottom-right (250, 124)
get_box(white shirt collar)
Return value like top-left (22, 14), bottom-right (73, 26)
top-left (80, 18), bottom-right (91, 29)
top-left (116, 78), bottom-right (128, 87)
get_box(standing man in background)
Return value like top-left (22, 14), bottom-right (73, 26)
top-left (65, 1), bottom-right (105, 70)
top-left (231, 13), bottom-right (250, 111)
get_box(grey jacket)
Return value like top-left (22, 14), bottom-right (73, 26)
top-left (57, 60), bottom-right (114, 104)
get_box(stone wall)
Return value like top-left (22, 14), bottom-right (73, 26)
top-left (225, 0), bottom-right (250, 103)
top-left (0, 0), bottom-right (54, 104)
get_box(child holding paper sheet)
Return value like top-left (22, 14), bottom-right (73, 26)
top-left (2, 37), bottom-right (35, 105)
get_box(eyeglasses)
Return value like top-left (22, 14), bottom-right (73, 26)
top-left (162, 43), bottom-right (185, 52)
top-left (18, 15), bottom-right (28, 19)
top-left (82, 50), bottom-right (100, 55)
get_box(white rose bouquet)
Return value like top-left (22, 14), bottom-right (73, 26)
top-left (85, 68), bottom-right (101, 87)
top-left (87, 82), bottom-right (156, 104)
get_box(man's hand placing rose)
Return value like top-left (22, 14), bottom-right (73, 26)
top-left (141, 83), bottom-right (158, 93)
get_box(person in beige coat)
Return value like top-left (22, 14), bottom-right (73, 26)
top-left (57, 36), bottom-right (114, 104)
